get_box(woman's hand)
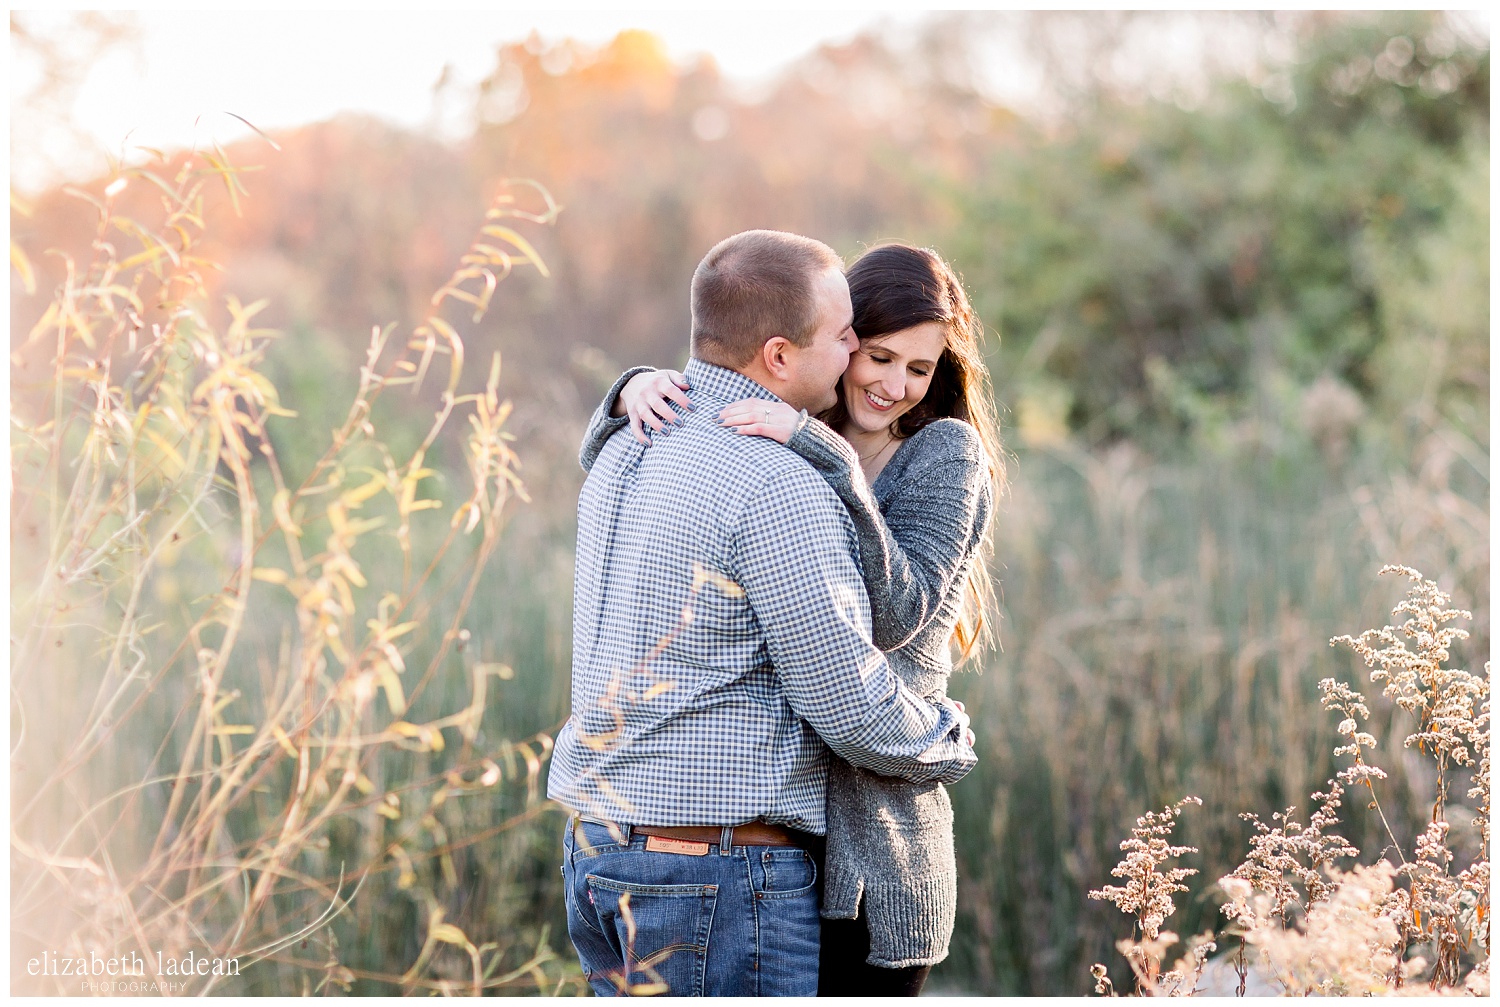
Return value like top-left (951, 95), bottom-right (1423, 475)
top-left (939, 697), bottom-right (976, 748)
top-left (719, 399), bottom-right (800, 445)
top-left (617, 369), bottom-right (693, 444)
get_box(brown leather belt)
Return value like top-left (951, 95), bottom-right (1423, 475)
top-left (576, 818), bottom-right (805, 851)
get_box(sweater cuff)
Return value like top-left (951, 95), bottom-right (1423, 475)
top-left (579, 365), bottom-right (657, 471)
top-left (861, 875), bottom-right (957, 968)
top-left (786, 413), bottom-right (860, 475)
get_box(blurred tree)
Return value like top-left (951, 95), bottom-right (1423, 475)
top-left (464, 29), bottom-right (997, 387)
top-left (952, 11), bottom-right (1488, 452)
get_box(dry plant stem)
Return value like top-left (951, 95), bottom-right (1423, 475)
top-left (12, 146), bottom-right (562, 992)
top-left (25, 320), bottom-right (412, 806)
top-left (14, 164), bottom-right (233, 820)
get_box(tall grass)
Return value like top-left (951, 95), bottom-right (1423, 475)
top-left (943, 426), bottom-right (1487, 994)
top-left (9, 147), bottom-right (585, 994)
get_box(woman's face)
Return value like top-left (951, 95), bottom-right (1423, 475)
top-left (839, 321), bottom-right (948, 435)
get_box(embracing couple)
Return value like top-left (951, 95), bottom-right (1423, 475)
top-left (548, 229), bottom-right (1004, 996)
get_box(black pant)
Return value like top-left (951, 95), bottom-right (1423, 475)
top-left (818, 909), bottom-right (932, 996)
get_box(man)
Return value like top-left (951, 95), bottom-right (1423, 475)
top-left (548, 229), bottom-right (976, 996)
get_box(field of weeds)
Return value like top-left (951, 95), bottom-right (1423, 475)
top-left (11, 156), bottom-right (1486, 993)
top-left (10, 11), bottom-right (1488, 996)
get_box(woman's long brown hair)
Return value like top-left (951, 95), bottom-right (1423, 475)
top-left (819, 243), bottom-right (1005, 663)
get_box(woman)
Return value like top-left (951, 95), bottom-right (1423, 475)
top-left (581, 243), bottom-right (1003, 995)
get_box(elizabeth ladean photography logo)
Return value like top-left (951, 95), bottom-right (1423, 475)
top-left (29, 948), bottom-right (241, 992)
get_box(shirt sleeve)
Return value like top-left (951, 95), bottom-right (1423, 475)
top-left (785, 416), bottom-right (993, 652)
top-left (729, 465), bottom-right (977, 785)
top-left (579, 365), bottom-right (657, 472)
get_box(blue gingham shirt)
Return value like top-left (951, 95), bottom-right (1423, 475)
top-left (548, 359), bottom-right (976, 834)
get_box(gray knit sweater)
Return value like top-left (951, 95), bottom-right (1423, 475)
top-left (579, 369), bottom-right (994, 968)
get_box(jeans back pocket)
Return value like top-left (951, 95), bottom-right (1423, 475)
top-left (584, 874), bottom-right (718, 996)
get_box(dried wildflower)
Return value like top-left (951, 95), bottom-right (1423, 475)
top-left (1161, 930), bottom-right (1216, 997)
top-left (1332, 566), bottom-right (1482, 805)
top-left (1089, 797), bottom-right (1201, 994)
top-left (1094, 566), bottom-right (1489, 997)
top-left (1090, 797), bottom-right (1202, 941)
top-left (1223, 779), bottom-right (1361, 925)
top-left (1331, 567), bottom-right (1489, 988)
top-left (1246, 862), bottom-right (1410, 996)
top-left (1089, 962), bottom-right (1115, 996)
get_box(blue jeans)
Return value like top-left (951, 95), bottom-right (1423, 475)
top-left (561, 819), bottom-right (821, 996)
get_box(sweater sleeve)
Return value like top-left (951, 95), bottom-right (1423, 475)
top-left (731, 465), bottom-right (976, 786)
top-left (785, 416), bottom-right (993, 653)
top-left (579, 365), bottom-right (658, 472)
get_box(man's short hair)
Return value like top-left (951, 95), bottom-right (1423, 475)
top-left (690, 230), bottom-right (844, 367)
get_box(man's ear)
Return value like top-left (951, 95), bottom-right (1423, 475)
top-left (760, 336), bottom-right (794, 380)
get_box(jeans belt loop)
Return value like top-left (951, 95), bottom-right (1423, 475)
top-left (622, 822), bottom-right (633, 844)
top-left (719, 825), bottom-right (733, 855)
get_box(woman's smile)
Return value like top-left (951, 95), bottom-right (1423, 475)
top-left (840, 320), bottom-right (948, 436)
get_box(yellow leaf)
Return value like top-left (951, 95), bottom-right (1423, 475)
top-left (144, 431), bottom-right (187, 479)
top-left (211, 725), bottom-right (255, 735)
top-left (210, 690), bottom-right (242, 717)
top-left (390, 720), bottom-right (443, 751)
top-left (271, 726), bottom-right (299, 758)
top-left (430, 923), bottom-right (470, 947)
top-left (426, 316), bottom-right (466, 396)
top-left (252, 567), bottom-right (288, 585)
top-left (25, 301), bottom-right (59, 347)
top-left (11, 241), bottom-right (35, 294)
top-left (131, 403), bottom-right (152, 437)
top-left (480, 224), bottom-right (551, 277)
top-left (272, 489), bottom-right (302, 537)
top-left (343, 516), bottom-right (385, 537)
top-left (378, 663), bottom-right (407, 715)
top-left (691, 562), bottom-right (745, 598)
top-left (390, 846), bottom-right (416, 889)
top-left (118, 245), bottom-right (170, 271)
top-left (340, 476), bottom-right (386, 508)
top-left (366, 619), bottom-right (421, 644)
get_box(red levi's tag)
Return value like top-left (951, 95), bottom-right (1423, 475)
top-left (645, 835), bottom-right (710, 856)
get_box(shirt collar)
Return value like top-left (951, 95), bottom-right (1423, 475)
top-left (683, 358), bottom-right (782, 404)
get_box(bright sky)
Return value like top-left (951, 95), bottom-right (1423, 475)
top-left (11, 9), bottom-right (932, 191)
top-left (12, 9), bottom-right (1489, 193)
